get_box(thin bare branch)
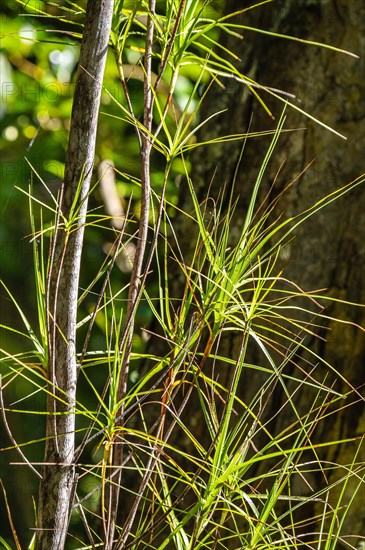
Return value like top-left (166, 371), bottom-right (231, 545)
top-left (35, 1), bottom-right (115, 549)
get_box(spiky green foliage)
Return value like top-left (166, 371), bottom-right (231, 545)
top-left (1, 1), bottom-right (364, 549)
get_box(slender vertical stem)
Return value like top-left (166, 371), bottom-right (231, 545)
top-left (35, 2), bottom-right (114, 549)
top-left (105, 1), bottom-right (156, 546)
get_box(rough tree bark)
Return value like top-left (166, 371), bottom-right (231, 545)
top-left (174, 0), bottom-right (364, 541)
top-left (35, 1), bottom-right (114, 548)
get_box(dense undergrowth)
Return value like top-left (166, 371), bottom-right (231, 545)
top-left (0, 1), bottom-right (364, 549)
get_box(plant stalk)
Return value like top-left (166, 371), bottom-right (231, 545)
top-left (35, 1), bottom-right (114, 549)
top-left (105, 0), bottom-right (157, 546)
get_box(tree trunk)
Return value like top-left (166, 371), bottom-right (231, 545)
top-left (176, 0), bottom-right (365, 540)
top-left (35, 1), bottom-right (114, 548)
